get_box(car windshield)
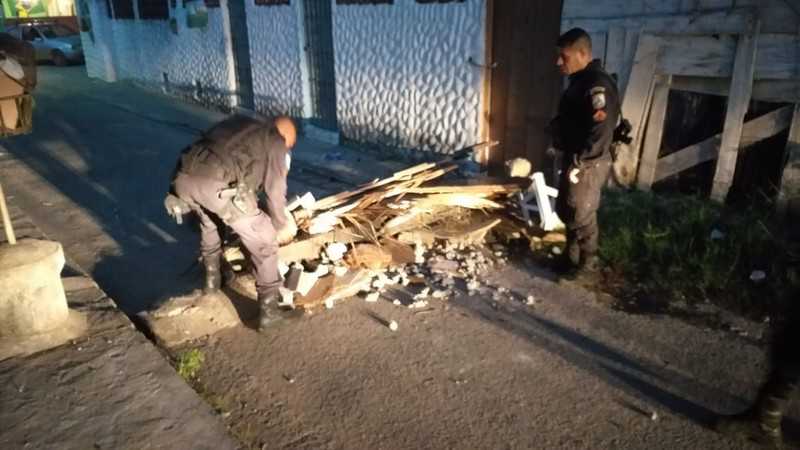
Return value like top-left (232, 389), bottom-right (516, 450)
top-left (36, 24), bottom-right (75, 38)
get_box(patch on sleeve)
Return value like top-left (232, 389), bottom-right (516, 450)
top-left (593, 109), bottom-right (607, 122)
top-left (285, 154), bottom-right (292, 171)
top-left (589, 86), bottom-right (606, 110)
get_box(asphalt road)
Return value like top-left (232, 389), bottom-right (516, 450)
top-left (1, 66), bottom-right (797, 449)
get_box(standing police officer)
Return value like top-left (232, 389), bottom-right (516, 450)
top-left (163, 114), bottom-right (298, 332)
top-left (550, 28), bottom-right (621, 277)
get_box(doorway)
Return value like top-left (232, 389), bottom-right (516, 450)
top-left (487, 0), bottom-right (564, 174)
top-left (301, 0), bottom-right (338, 131)
top-left (226, 0), bottom-right (255, 110)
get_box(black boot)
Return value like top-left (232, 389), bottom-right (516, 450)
top-left (257, 291), bottom-right (282, 332)
top-left (552, 241), bottom-right (580, 274)
top-left (715, 373), bottom-right (795, 448)
top-left (203, 254), bottom-right (222, 294)
top-left (579, 254), bottom-right (601, 274)
top-left (563, 254), bottom-right (601, 283)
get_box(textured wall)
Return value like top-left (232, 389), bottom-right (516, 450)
top-left (245, 1), bottom-right (304, 117)
top-left (78, 0), bottom-right (116, 81)
top-left (82, 0), bottom-right (487, 153)
top-left (81, 1), bottom-right (232, 107)
top-left (332, 0), bottom-right (485, 153)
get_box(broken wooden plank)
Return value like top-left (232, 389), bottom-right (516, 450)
top-left (414, 194), bottom-right (503, 210)
top-left (654, 105), bottom-right (792, 183)
top-left (278, 228), bottom-right (365, 263)
top-left (380, 238), bottom-right (416, 265)
top-left (293, 275), bottom-right (336, 309)
top-left (401, 184), bottom-right (520, 195)
top-left (311, 162), bottom-right (440, 211)
top-left (777, 103), bottom-right (800, 218)
top-left (636, 75), bottom-right (672, 191)
top-left (429, 216), bottom-right (502, 245)
top-left (344, 244), bottom-right (394, 270)
top-left (381, 205), bottom-right (467, 236)
top-left (711, 16), bottom-right (761, 203)
top-left (613, 33), bottom-right (661, 187)
top-left (292, 270), bottom-right (377, 310)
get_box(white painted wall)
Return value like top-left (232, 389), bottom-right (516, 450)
top-left (245, 1), bottom-right (304, 116)
top-left (81, 0), bottom-right (486, 153)
top-left (81, 0), bottom-right (233, 106)
top-left (332, 0), bottom-right (486, 153)
top-left (78, 0), bottom-right (117, 81)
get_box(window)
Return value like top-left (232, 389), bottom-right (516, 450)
top-left (336, 0), bottom-right (392, 4)
top-left (20, 27), bottom-right (40, 41)
top-left (36, 24), bottom-right (77, 38)
top-left (138, 0), bottom-right (169, 19)
top-left (254, 0), bottom-right (289, 5)
top-left (110, 0), bottom-right (135, 19)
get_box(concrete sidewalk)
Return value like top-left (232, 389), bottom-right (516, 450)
top-left (0, 199), bottom-right (237, 450)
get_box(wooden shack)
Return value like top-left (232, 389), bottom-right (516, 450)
top-left (562, 0), bottom-right (800, 215)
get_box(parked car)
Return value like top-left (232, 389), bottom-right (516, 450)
top-left (5, 22), bottom-right (83, 66)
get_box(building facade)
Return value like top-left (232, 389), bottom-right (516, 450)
top-left (78, 0), bottom-right (487, 153)
top-left (76, 0), bottom-right (800, 211)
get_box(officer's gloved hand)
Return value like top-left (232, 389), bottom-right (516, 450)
top-left (569, 168), bottom-right (581, 184)
top-left (164, 194), bottom-right (190, 224)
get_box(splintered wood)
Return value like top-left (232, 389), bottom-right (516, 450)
top-left (289, 161), bottom-right (519, 249)
top-left (233, 161), bottom-right (522, 311)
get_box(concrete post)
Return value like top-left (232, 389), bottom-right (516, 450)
top-left (0, 239), bottom-right (69, 336)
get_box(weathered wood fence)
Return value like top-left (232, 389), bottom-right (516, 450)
top-left (563, 6), bottom-right (800, 209)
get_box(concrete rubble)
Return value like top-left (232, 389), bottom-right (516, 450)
top-left (216, 158), bottom-right (565, 315)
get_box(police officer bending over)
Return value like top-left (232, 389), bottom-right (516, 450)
top-left (163, 115), bottom-right (298, 333)
top-left (550, 28), bottom-right (620, 277)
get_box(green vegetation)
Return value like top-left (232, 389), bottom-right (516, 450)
top-left (176, 348), bottom-right (205, 382)
top-left (598, 190), bottom-right (799, 317)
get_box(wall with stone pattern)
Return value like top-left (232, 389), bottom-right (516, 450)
top-left (80, 0), bottom-right (486, 153)
top-left (332, 0), bottom-right (486, 153)
top-left (80, 0), bottom-right (233, 107)
top-left (245, 2), bottom-right (304, 117)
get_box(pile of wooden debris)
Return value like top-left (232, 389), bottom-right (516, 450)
top-left (224, 160), bottom-right (528, 311)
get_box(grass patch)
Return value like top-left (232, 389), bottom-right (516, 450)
top-left (598, 190), bottom-right (799, 317)
top-left (176, 348), bottom-right (205, 382)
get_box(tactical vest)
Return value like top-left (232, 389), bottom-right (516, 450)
top-left (179, 116), bottom-right (274, 190)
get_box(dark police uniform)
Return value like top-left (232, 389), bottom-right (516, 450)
top-left (169, 115), bottom-right (290, 301)
top-left (717, 301), bottom-right (800, 446)
top-left (552, 59), bottom-right (620, 268)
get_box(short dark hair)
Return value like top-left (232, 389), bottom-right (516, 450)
top-left (557, 27), bottom-right (592, 52)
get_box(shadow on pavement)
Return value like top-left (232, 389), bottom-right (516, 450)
top-left (452, 292), bottom-right (744, 428)
top-left (1, 67), bottom-right (215, 313)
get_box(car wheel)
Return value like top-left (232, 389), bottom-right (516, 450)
top-left (52, 50), bottom-right (67, 67)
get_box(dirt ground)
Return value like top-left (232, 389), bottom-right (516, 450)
top-left (2, 67), bottom-right (798, 450)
